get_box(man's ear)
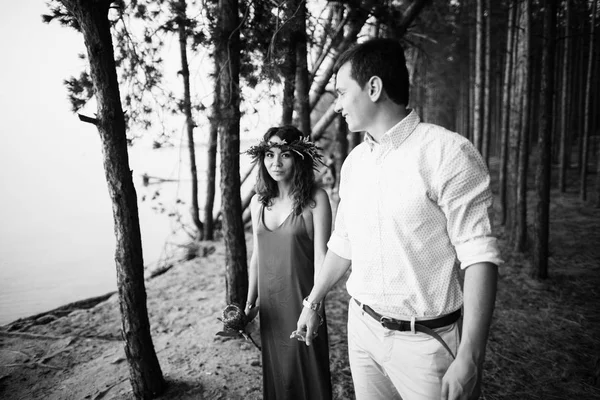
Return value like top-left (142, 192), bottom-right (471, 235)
top-left (367, 76), bottom-right (383, 102)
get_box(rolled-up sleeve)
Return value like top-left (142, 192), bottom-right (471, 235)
top-left (437, 141), bottom-right (503, 269)
top-left (327, 197), bottom-right (352, 260)
top-left (327, 156), bottom-right (352, 260)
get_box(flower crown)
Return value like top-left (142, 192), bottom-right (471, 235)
top-left (245, 136), bottom-right (324, 169)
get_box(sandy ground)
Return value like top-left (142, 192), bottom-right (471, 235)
top-left (1, 178), bottom-right (599, 400)
top-left (0, 233), bottom-right (354, 400)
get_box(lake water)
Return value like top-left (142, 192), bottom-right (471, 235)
top-left (0, 138), bottom-right (257, 326)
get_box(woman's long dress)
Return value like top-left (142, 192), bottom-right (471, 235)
top-left (257, 205), bottom-right (332, 400)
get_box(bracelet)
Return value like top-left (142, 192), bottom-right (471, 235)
top-left (302, 297), bottom-right (321, 312)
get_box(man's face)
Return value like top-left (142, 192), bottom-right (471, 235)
top-left (334, 62), bottom-right (372, 133)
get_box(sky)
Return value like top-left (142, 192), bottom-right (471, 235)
top-left (0, 2), bottom-right (100, 213)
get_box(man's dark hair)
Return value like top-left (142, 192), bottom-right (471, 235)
top-left (334, 38), bottom-right (410, 106)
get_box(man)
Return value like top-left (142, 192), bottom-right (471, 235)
top-left (294, 38), bottom-right (502, 400)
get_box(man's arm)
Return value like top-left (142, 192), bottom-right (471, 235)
top-left (441, 261), bottom-right (498, 400)
top-left (295, 250), bottom-right (351, 346)
top-left (434, 139), bottom-right (501, 399)
top-left (312, 188), bottom-right (333, 282)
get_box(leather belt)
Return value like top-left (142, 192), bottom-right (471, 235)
top-left (354, 299), bottom-right (461, 330)
top-left (353, 299), bottom-right (461, 358)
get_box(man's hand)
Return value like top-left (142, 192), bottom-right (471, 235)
top-left (441, 355), bottom-right (482, 400)
top-left (292, 307), bottom-right (321, 346)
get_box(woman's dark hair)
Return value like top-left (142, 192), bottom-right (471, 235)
top-left (333, 37), bottom-right (409, 106)
top-left (255, 125), bottom-right (316, 215)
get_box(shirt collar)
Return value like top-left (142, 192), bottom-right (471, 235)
top-left (364, 109), bottom-right (420, 150)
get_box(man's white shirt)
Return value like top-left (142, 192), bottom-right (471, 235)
top-left (328, 110), bottom-right (502, 320)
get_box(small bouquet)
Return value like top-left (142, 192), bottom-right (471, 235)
top-left (216, 303), bottom-right (261, 350)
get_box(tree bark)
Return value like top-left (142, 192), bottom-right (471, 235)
top-left (580, 0), bottom-right (597, 201)
top-left (333, 114), bottom-right (348, 195)
top-left (278, 0), bottom-right (298, 125)
top-left (575, 9), bottom-right (586, 170)
top-left (506, 0), bottom-right (523, 241)
top-left (294, 0), bottom-right (311, 135)
top-left (175, 0), bottom-right (203, 239)
top-left (58, 0), bottom-right (165, 397)
top-left (515, 0), bottom-right (531, 253)
top-left (482, 0), bottom-right (492, 164)
top-left (499, 1), bottom-right (516, 225)
top-left (390, 0), bottom-right (431, 38)
top-left (215, 0), bottom-right (248, 305)
top-left (558, 0), bottom-right (571, 193)
top-left (311, 102), bottom-right (338, 141)
top-left (473, 0), bottom-right (484, 152)
top-left (595, 14), bottom-right (600, 207)
top-left (204, 86), bottom-right (219, 241)
top-left (457, 3), bottom-right (470, 139)
top-left (532, 0), bottom-right (557, 280)
top-left (310, 3), bottom-right (347, 84)
top-left (467, 0), bottom-right (475, 143)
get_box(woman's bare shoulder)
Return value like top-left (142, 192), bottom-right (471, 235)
top-left (312, 186), bottom-right (329, 204)
top-left (250, 194), bottom-right (261, 213)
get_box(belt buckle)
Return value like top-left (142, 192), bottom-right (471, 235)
top-left (380, 316), bottom-right (393, 328)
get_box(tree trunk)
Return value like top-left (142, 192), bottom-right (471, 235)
top-left (278, 0), bottom-right (298, 125)
top-left (294, 0), bottom-right (311, 135)
top-left (467, 0), bottom-right (475, 142)
top-left (482, 0), bottom-right (492, 164)
top-left (575, 13), bottom-right (586, 171)
top-left (558, 0), bottom-right (571, 193)
top-left (216, 0), bottom-right (248, 305)
top-left (506, 0), bottom-right (523, 241)
top-left (311, 103), bottom-right (338, 141)
top-left (499, 1), bottom-right (516, 225)
top-left (310, 3), bottom-right (346, 85)
top-left (515, 0), bottom-right (531, 253)
top-left (390, 0), bottom-right (431, 37)
top-left (473, 0), bottom-right (484, 152)
top-left (532, 0), bottom-right (557, 280)
top-left (580, 0), bottom-right (597, 201)
top-left (457, 3), bottom-right (470, 139)
top-left (204, 88), bottom-right (219, 241)
top-left (333, 114), bottom-right (348, 197)
top-left (595, 21), bottom-right (600, 207)
top-left (59, 0), bottom-right (165, 397)
top-left (176, 0), bottom-right (203, 238)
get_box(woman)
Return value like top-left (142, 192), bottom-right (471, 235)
top-left (245, 125), bottom-right (333, 400)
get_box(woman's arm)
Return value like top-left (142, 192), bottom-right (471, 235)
top-left (245, 195), bottom-right (261, 319)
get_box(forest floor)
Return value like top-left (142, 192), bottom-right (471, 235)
top-left (1, 168), bottom-right (600, 400)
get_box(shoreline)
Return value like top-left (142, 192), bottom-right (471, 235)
top-left (1, 291), bottom-right (117, 332)
top-left (0, 239), bottom-right (204, 332)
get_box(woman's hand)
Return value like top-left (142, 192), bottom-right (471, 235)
top-left (244, 304), bottom-right (259, 324)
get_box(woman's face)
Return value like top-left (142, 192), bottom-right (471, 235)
top-left (263, 135), bottom-right (295, 183)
